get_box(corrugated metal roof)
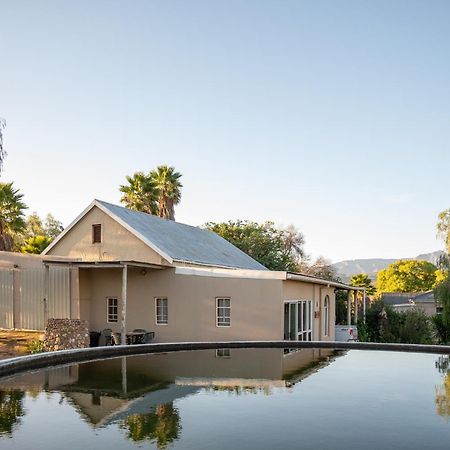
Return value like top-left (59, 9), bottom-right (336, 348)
top-left (97, 200), bottom-right (267, 271)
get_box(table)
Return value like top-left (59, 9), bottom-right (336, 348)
top-left (125, 331), bottom-right (146, 345)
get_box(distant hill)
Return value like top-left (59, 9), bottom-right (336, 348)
top-left (332, 250), bottom-right (444, 282)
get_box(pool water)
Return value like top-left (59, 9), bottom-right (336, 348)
top-left (0, 348), bottom-right (449, 449)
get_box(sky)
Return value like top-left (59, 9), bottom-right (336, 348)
top-left (1, 0), bottom-right (449, 262)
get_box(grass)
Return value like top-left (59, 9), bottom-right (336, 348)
top-left (0, 330), bottom-right (44, 360)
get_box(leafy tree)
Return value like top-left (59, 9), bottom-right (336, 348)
top-left (123, 403), bottom-right (181, 449)
top-left (350, 273), bottom-right (376, 296)
top-left (150, 165), bottom-right (183, 220)
top-left (0, 119), bottom-right (5, 175)
top-left (205, 220), bottom-right (305, 271)
top-left (298, 256), bottom-right (341, 281)
top-left (437, 208), bottom-right (450, 254)
top-left (0, 182), bottom-right (27, 251)
top-left (19, 213), bottom-right (63, 254)
top-left (20, 235), bottom-right (53, 254)
top-left (119, 172), bottom-right (158, 214)
top-left (377, 259), bottom-right (440, 294)
top-left (0, 389), bottom-right (25, 435)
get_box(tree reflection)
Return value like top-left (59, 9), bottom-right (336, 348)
top-left (435, 356), bottom-right (450, 422)
top-left (0, 390), bottom-right (25, 436)
top-left (123, 402), bottom-right (181, 449)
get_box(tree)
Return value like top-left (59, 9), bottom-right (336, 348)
top-left (437, 208), bottom-right (450, 254)
top-left (205, 220), bottom-right (305, 271)
top-left (119, 172), bottom-right (158, 214)
top-left (0, 119), bottom-right (6, 175)
top-left (298, 256), bottom-right (341, 281)
top-left (0, 389), bottom-right (25, 435)
top-left (19, 213), bottom-right (63, 254)
top-left (377, 260), bottom-right (440, 294)
top-left (149, 165), bottom-right (183, 220)
top-left (350, 273), bottom-right (376, 296)
top-left (0, 182), bottom-right (27, 251)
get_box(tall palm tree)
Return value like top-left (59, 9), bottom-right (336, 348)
top-left (149, 166), bottom-right (182, 220)
top-left (119, 172), bottom-right (158, 214)
top-left (0, 182), bottom-right (27, 251)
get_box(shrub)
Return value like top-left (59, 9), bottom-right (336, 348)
top-left (27, 339), bottom-right (45, 354)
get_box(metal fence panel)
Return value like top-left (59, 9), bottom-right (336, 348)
top-left (20, 268), bottom-right (45, 330)
top-left (0, 269), bottom-right (14, 329)
top-left (48, 267), bottom-right (71, 320)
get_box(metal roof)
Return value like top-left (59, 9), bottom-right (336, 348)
top-left (381, 291), bottom-right (435, 305)
top-left (96, 200), bottom-right (267, 271)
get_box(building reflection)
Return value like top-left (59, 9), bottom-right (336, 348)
top-left (0, 348), bottom-right (340, 445)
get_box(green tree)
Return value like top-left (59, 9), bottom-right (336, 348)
top-left (437, 208), bottom-right (450, 254)
top-left (377, 259), bottom-right (440, 294)
top-left (0, 389), bottom-right (25, 435)
top-left (205, 220), bottom-right (304, 271)
top-left (0, 119), bottom-right (6, 175)
top-left (20, 235), bottom-right (53, 254)
top-left (19, 213), bottom-right (63, 254)
top-left (0, 182), bottom-right (27, 252)
top-left (123, 403), bottom-right (181, 449)
top-left (149, 165), bottom-right (183, 220)
top-left (119, 172), bottom-right (158, 214)
top-left (350, 273), bottom-right (376, 296)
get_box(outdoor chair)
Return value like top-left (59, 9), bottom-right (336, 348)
top-left (143, 332), bottom-right (155, 344)
top-left (112, 332), bottom-right (122, 346)
top-left (132, 329), bottom-right (147, 344)
top-left (101, 328), bottom-right (113, 346)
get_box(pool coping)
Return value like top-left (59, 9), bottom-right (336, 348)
top-left (1, 341), bottom-right (450, 379)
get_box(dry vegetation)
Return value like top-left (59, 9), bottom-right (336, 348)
top-left (0, 330), bottom-right (43, 360)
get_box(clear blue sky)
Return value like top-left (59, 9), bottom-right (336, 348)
top-left (1, 0), bottom-right (449, 262)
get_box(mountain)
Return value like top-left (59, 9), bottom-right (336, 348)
top-left (332, 250), bottom-right (445, 282)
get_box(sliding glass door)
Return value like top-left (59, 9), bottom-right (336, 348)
top-left (284, 300), bottom-right (313, 341)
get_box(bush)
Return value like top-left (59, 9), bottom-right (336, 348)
top-left (359, 300), bottom-right (433, 344)
top-left (27, 339), bottom-right (45, 354)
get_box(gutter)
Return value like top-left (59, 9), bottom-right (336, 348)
top-left (286, 272), bottom-right (365, 291)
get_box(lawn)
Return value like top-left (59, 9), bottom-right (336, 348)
top-left (0, 330), bottom-right (44, 360)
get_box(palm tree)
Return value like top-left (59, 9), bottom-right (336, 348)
top-left (149, 166), bottom-right (182, 220)
top-left (0, 182), bottom-right (27, 251)
top-left (119, 172), bottom-right (158, 214)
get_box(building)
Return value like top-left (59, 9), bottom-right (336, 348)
top-left (381, 291), bottom-right (438, 316)
top-left (1, 200), bottom-right (363, 341)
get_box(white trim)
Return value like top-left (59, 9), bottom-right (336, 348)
top-left (283, 299), bottom-right (313, 341)
top-left (323, 295), bottom-right (330, 337)
top-left (42, 200), bottom-right (174, 264)
top-left (106, 297), bottom-right (119, 323)
top-left (216, 297), bottom-right (231, 327)
top-left (155, 297), bottom-right (168, 325)
top-left (175, 266), bottom-right (285, 280)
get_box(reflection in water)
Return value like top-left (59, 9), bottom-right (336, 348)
top-left (0, 390), bottom-right (25, 436)
top-left (435, 356), bottom-right (450, 422)
top-left (122, 402), bottom-right (181, 449)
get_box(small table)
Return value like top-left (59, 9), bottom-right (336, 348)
top-left (125, 331), bottom-right (146, 345)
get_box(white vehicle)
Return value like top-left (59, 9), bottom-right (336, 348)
top-left (335, 325), bottom-right (358, 342)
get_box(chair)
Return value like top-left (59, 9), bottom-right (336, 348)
top-left (131, 329), bottom-right (147, 344)
top-left (112, 332), bottom-right (122, 346)
top-left (143, 332), bottom-right (155, 344)
top-left (102, 328), bottom-right (113, 346)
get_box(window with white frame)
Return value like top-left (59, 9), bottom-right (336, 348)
top-left (216, 297), bottom-right (231, 327)
top-left (283, 300), bottom-right (312, 341)
top-left (107, 297), bottom-right (118, 323)
top-left (323, 295), bottom-right (330, 337)
top-left (155, 298), bottom-right (168, 325)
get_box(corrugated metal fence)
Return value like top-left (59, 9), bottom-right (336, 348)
top-left (0, 266), bottom-right (71, 330)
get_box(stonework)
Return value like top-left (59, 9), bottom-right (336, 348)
top-left (44, 319), bottom-right (89, 351)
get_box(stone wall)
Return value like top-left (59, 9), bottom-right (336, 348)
top-left (44, 319), bottom-right (89, 351)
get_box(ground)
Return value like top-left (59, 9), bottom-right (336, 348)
top-left (0, 330), bottom-right (43, 360)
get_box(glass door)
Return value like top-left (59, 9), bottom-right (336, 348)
top-left (284, 300), bottom-right (313, 341)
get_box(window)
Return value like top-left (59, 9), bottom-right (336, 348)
top-left (323, 295), bottom-right (330, 337)
top-left (215, 348), bottom-right (231, 358)
top-left (107, 297), bottom-right (118, 323)
top-left (155, 298), bottom-right (168, 325)
top-left (283, 300), bottom-right (312, 341)
top-left (92, 224), bottom-right (102, 243)
top-left (216, 297), bottom-right (231, 327)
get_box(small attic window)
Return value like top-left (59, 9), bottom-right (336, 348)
top-left (92, 224), bottom-right (102, 243)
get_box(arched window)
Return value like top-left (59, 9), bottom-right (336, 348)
top-left (323, 295), bottom-right (330, 337)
